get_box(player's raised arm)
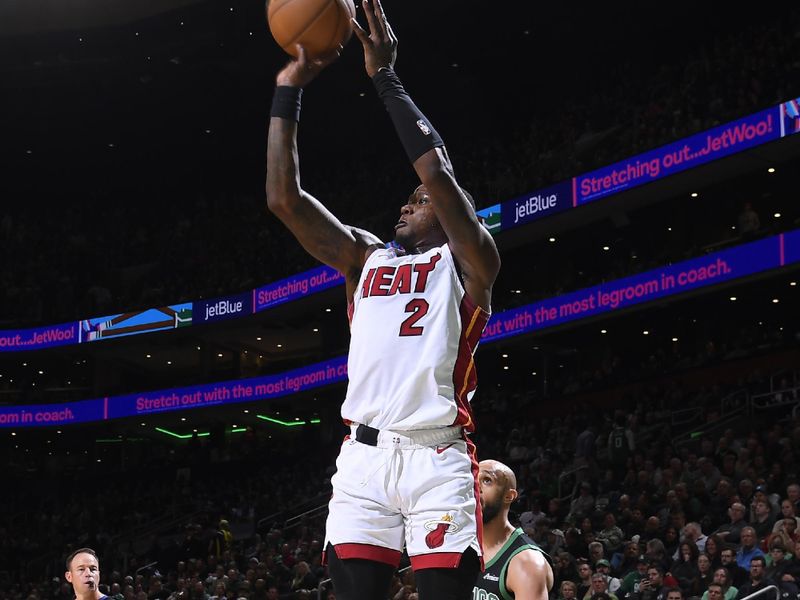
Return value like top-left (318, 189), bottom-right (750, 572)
top-left (266, 45), bottom-right (381, 297)
top-left (352, 0), bottom-right (500, 310)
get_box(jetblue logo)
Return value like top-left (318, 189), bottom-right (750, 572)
top-left (205, 300), bottom-right (243, 320)
top-left (195, 293), bottom-right (251, 324)
top-left (514, 193), bottom-right (557, 223)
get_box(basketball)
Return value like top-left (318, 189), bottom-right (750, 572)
top-left (267, 0), bottom-right (356, 59)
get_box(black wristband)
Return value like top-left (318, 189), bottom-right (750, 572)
top-left (270, 86), bottom-right (303, 122)
top-left (372, 67), bottom-right (444, 163)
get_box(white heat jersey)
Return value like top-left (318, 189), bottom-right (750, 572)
top-left (343, 243), bottom-right (490, 432)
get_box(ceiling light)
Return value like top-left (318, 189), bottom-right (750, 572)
top-left (774, 213), bottom-right (781, 218)
top-left (768, 167), bottom-right (775, 173)
top-left (548, 237), bottom-right (556, 243)
top-left (642, 330), bottom-right (649, 335)
top-left (730, 296), bottom-right (737, 301)
top-left (690, 192), bottom-right (698, 198)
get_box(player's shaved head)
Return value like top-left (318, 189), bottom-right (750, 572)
top-left (480, 459), bottom-right (517, 492)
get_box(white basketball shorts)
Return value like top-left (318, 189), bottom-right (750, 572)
top-left (324, 424), bottom-right (483, 570)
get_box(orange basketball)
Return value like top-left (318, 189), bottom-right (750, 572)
top-left (267, 0), bottom-right (356, 59)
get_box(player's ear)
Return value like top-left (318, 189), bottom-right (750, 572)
top-left (65, 571), bottom-right (73, 583)
top-left (505, 488), bottom-right (518, 505)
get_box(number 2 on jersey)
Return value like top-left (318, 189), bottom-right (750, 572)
top-left (400, 299), bottom-right (429, 336)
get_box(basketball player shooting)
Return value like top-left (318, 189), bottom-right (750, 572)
top-left (266, 1), bottom-right (500, 598)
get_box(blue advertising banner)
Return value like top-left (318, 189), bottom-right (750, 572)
top-left (501, 181), bottom-right (573, 230)
top-left (193, 292), bottom-right (253, 325)
top-left (0, 398), bottom-right (102, 427)
top-left (0, 322), bottom-right (79, 353)
top-left (481, 234), bottom-right (791, 343)
top-left (81, 303), bottom-right (192, 342)
top-left (0, 355), bottom-right (349, 428)
top-left (573, 107), bottom-right (780, 205)
top-left (255, 265), bottom-right (344, 312)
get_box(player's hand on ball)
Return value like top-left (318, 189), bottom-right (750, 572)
top-left (351, 0), bottom-right (397, 77)
top-left (275, 44), bottom-right (342, 88)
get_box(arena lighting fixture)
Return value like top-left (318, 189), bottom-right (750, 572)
top-left (602, 246), bottom-right (610, 251)
top-left (672, 337), bottom-right (679, 342)
top-left (503, 366), bottom-right (509, 370)
top-left (217, 353), bottom-right (223, 357)
top-left (256, 337), bottom-right (262, 341)
top-left (768, 167), bottom-right (776, 173)
top-left (502, 354), bottom-right (508, 358)
top-left (600, 329), bottom-right (607, 334)
top-left (730, 296), bottom-right (737, 301)
top-left (277, 344), bottom-right (282, 348)
top-left (774, 213), bottom-right (781, 218)
top-left (325, 308), bottom-right (332, 312)
top-left (548, 237), bottom-right (556, 243)
top-left (313, 328), bottom-right (319, 332)
top-left (772, 298), bottom-right (779, 303)
top-left (154, 427), bottom-right (247, 439)
top-left (146, 354), bottom-right (151, 359)
top-left (791, 282), bottom-right (797, 287)
top-left (531, 372), bottom-right (537, 376)
top-left (256, 414), bottom-right (321, 427)
top-left (690, 192), bottom-right (698, 197)
top-left (642, 330), bottom-right (649, 335)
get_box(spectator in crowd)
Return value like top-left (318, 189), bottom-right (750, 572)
top-left (577, 560), bottom-right (595, 599)
top-left (560, 580), bottom-right (578, 600)
top-left (749, 500), bottom-right (775, 541)
top-left (692, 553), bottom-right (714, 597)
top-left (704, 534), bottom-right (724, 570)
top-left (700, 568), bottom-right (738, 600)
top-left (715, 504), bottom-right (748, 545)
top-left (682, 523), bottom-right (708, 554)
top-left (735, 527), bottom-right (765, 570)
top-left (669, 542), bottom-right (699, 594)
top-left (595, 559), bottom-right (622, 594)
top-left (720, 547), bottom-right (748, 589)
top-left (597, 514), bottom-right (626, 555)
top-left (569, 483), bottom-right (597, 524)
top-left (704, 583), bottom-right (725, 600)
top-left (617, 556), bottom-right (650, 600)
top-left (613, 541), bottom-right (642, 578)
top-left (735, 556), bottom-right (773, 600)
top-left (630, 564), bottom-right (671, 600)
top-left (590, 572), bottom-right (619, 600)
top-left (589, 542), bottom-right (607, 566)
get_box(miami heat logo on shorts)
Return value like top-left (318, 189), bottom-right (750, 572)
top-left (423, 513), bottom-right (461, 549)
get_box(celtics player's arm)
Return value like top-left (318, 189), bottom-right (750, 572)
top-left (353, 0), bottom-right (500, 309)
top-left (266, 47), bottom-right (381, 298)
top-left (505, 549), bottom-right (553, 600)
